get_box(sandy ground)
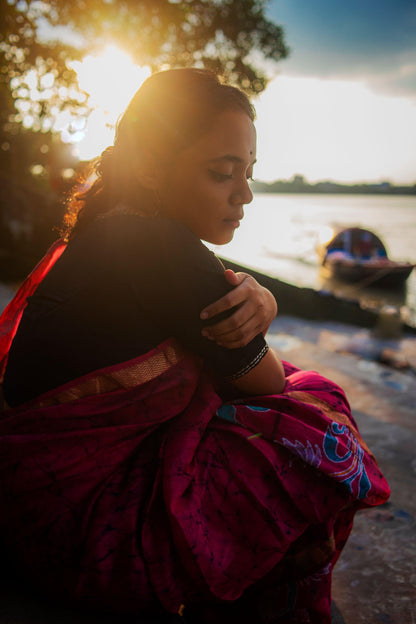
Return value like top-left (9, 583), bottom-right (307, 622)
top-left (0, 281), bottom-right (415, 623)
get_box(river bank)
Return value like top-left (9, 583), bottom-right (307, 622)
top-left (221, 257), bottom-right (416, 337)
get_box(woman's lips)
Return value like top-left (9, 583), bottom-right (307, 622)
top-left (223, 218), bottom-right (241, 229)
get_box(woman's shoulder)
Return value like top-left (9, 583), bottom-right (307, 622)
top-left (156, 218), bottom-right (224, 270)
top-left (81, 212), bottom-right (195, 244)
top-left (64, 212), bottom-right (224, 285)
top-left (86, 213), bottom-right (221, 265)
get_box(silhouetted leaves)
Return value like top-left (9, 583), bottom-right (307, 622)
top-left (0, 0), bottom-right (288, 275)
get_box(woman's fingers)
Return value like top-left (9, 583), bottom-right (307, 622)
top-left (203, 299), bottom-right (257, 336)
top-left (200, 270), bottom-right (278, 348)
top-left (202, 303), bottom-right (262, 348)
top-left (203, 316), bottom-right (261, 348)
top-left (200, 271), bottom-right (249, 321)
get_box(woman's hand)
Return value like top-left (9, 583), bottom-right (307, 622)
top-left (200, 269), bottom-right (278, 349)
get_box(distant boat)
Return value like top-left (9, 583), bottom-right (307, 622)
top-left (318, 227), bottom-right (415, 288)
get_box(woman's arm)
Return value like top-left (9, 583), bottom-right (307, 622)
top-left (200, 270), bottom-right (277, 348)
top-left (199, 269), bottom-right (285, 395)
top-left (139, 220), bottom-right (282, 391)
top-left (230, 347), bottom-right (286, 396)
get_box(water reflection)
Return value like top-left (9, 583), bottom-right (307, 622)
top-left (317, 270), bottom-right (414, 325)
top-left (210, 193), bottom-right (416, 327)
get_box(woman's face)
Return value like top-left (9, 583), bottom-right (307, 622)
top-left (158, 110), bottom-right (256, 245)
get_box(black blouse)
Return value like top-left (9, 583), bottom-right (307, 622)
top-left (4, 214), bottom-right (268, 407)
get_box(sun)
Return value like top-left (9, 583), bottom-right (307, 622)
top-left (68, 46), bottom-right (151, 161)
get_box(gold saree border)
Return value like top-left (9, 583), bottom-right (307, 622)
top-left (35, 339), bottom-right (186, 408)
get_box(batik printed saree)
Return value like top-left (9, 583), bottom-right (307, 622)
top-left (0, 242), bottom-right (390, 623)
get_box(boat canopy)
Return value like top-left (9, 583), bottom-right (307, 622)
top-left (325, 227), bottom-right (387, 260)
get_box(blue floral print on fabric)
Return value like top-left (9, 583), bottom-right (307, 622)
top-left (216, 404), bottom-right (237, 423)
top-left (323, 422), bottom-right (371, 499)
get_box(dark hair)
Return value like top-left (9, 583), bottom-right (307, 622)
top-left (62, 68), bottom-right (255, 239)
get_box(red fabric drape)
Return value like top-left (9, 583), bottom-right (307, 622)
top-left (0, 341), bottom-right (390, 622)
top-left (0, 240), bottom-right (390, 623)
top-left (0, 239), bottom-right (66, 381)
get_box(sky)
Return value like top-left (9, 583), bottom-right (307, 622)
top-left (50, 0), bottom-right (416, 186)
top-left (252, 0), bottom-right (416, 184)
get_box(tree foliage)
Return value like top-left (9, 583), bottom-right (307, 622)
top-left (1, 0), bottom-right (288, 133)
top-left (0, 0), bottom-right (289, 274)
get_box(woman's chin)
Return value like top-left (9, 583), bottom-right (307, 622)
top-left (203, 233), bottom-right (235, 246)
top-left (209, 225), bottom-right (239, 245)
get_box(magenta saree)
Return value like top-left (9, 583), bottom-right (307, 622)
top-left (0, 245), bottom-right (390, 623)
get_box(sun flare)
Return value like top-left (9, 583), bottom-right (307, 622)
top-left (68, 46), bottom-right (151, 161)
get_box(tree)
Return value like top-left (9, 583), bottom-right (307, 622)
top-left (0, 0), bottom-right (289, 277)
top-left (1, 0), bottom-right (289, 133)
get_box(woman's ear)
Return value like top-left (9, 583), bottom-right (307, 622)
top-left (133, 150), bottom-right (163, 191)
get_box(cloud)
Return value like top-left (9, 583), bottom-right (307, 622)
top-left (268, 0), bottom-right (416, 98)
top-left (254, 75), bottom-right (416, 184)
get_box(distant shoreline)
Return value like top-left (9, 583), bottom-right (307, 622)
top-left (251, 177), bottom-right (416, 196)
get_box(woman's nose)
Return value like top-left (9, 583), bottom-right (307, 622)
top-left (231, 178), bottom-right (253, 205)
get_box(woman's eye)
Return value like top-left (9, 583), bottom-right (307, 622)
top-left (208, 170), bottom-right (233, 182)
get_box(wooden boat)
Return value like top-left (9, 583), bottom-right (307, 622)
top-left (318, 227), bottom-right (415, 288)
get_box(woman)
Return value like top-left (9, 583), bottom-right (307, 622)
top-left (0, 69), bottom-right (389, 623)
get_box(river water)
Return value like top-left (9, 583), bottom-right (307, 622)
top-left (210, 193), bottom-right (416, 326)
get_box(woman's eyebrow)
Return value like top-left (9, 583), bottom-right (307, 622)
top-left (208, 155), bottom-right (257, 165)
